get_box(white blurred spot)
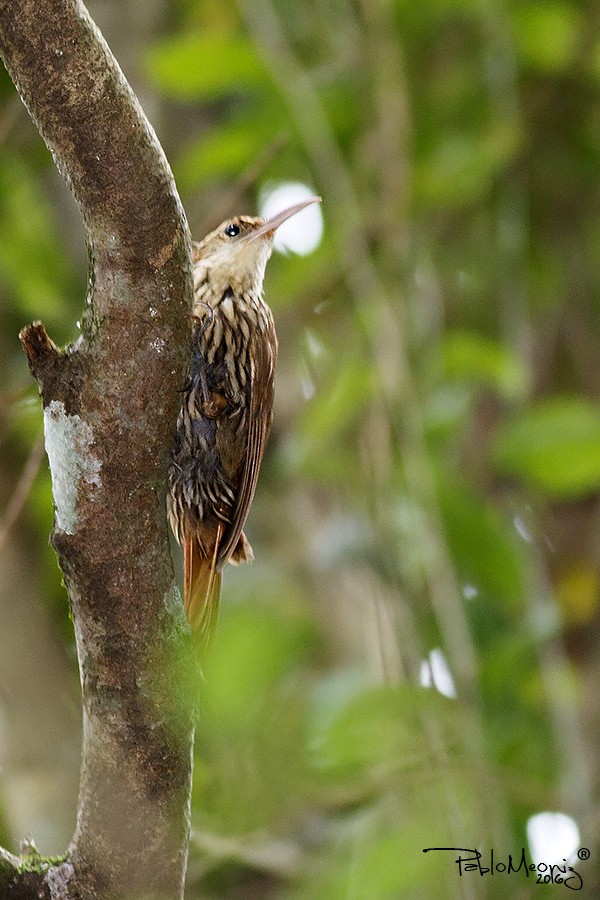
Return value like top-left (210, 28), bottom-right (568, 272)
top-left (419, 660), bottom-right (433, 688)
top-left (304, 328), bottom-right (326, 361)
top-left (259, 182), bottom-right (323, 255)
top-left (462, 583), bottom-right (479, 600)
top-left (526, 811), bottom-right (581, 866)
top-left (419, 648), bottom-right (457, 699)
top-left (513, 514), bottom-right (533, 543)
top-left (299, 363), bottom-right (316, 401)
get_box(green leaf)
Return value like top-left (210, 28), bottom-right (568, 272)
top-left (309, 684), bottom-right (461, 784)
top-left (288, 355), bottom-right (373, 482)
top-left (437, 478), bottom-right (524, 607)
top-left (493, 397), bottom-right (600, 498)
top-left (0, 152), bottom-right (76, 329)
top-left (299, 358), bottom-right (374, 444)
top-left (176, 119), bottom-right (269, 192)
top-left (146, 33), bottom-right (270, 100)
top-left (393, 0), bottom-right (479, 32)
top-left (311, 687), bottom-right (419, 776)
top-left (194, 601), bottom-right (312, 833)
top-left (414, 122), bottom-right (521, 208)
top-left (202, 602), bottom-right (311, 729)
top-left (325, 824), bottom-right (442, 899)
top-left (358, 821), bottom-right (459, 898)
top-left (301, 803), bottom-right (460, 900)
top-left (442, 330), bottom-right (528, 400)
top-left (513, 2), bottom-right (581, 73)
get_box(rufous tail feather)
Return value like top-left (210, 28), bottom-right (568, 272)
top-left (183, 523), bottom-right (224, 646)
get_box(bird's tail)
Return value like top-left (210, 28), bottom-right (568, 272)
top-left (184, 528), bottom-right (222, 648)
top-left (182, 525), bottom-right (254, 649)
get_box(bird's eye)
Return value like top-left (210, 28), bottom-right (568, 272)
top-left (224, 223), bottom-right (240, 238)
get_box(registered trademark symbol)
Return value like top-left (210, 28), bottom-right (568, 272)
top-left (578, 847), bottom-right (590, 861)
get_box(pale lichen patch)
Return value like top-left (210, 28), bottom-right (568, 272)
top-left (43, 400), bottom-right (102, 535)
top-left (149, 336), bottom-right (166, 354)
top-left (44, 861), bottom-right (75, 900)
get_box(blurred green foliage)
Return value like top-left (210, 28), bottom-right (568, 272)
top-left (494, 396), bottom-right (600, 497)
top-left (1, 0), bottom-right (600, 897)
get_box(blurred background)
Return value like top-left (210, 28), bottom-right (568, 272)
top-left (1, 0), bottom-right (599, 897)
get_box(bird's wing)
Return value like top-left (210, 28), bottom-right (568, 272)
top-left (216, 322), bottom-right (276, 570)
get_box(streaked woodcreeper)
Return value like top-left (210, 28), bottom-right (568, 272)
top-left (167, 197), bottom-right (321, 645)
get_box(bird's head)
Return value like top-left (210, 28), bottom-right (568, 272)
top-left (193, 197), bottom-right (321, 295)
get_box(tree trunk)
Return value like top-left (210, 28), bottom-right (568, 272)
top-left (0, 1), bottom-right (195, 897)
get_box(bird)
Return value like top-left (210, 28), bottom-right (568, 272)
top-left (167, 197), bottom-right (321, 647)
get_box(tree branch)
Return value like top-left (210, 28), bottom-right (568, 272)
top-left (0, 1), bottom-right (195, 897)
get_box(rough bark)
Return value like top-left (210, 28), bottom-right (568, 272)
top-left (0, 1), bottom-right (195, 898)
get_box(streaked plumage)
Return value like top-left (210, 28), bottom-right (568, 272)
top-left (167, 199), bottom-right (319, 646)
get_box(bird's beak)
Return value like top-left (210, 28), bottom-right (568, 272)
top-left (248, 196), bottom-right (322, 241)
